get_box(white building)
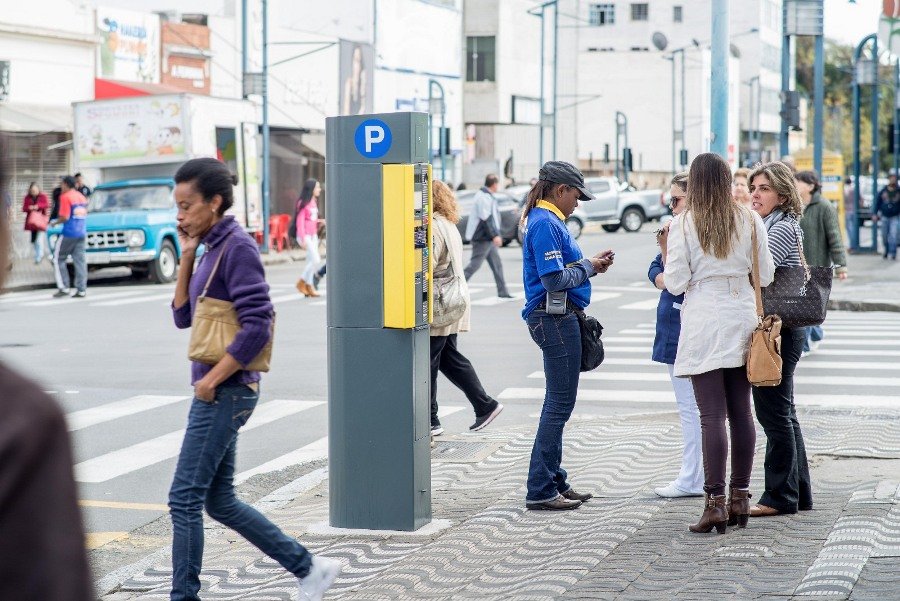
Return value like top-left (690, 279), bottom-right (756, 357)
top-left (0, 1), bottom-right (97, 197)
top-left (462, 0), bottom-right (542, 186)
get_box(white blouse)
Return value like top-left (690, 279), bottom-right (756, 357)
top-left (664, 207), bottom-right (775, 376)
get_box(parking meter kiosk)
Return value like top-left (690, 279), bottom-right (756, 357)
top-left (326, 113), bottom-right (433, 531)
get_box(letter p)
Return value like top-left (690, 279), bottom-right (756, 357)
top-left (364, 126), bottom-right (385, 153)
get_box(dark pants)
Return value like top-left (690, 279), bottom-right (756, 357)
top-left (53, 236), bottom-right (86, 292)
top-left (752, 327), bottom-right (812, 513)
top-left (690, 366), bottom-right (756, 496)
top-left (430, 334), bottom-right (497, 425)
top-left (464, 240), bottom-right (509, 296)
top-left (168, 384), bottom-right (312, 600)
top-left (525, 310), bottom-right (581, 503)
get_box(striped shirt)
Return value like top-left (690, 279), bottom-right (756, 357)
top-left (766, 217), bottom-right (804, 268)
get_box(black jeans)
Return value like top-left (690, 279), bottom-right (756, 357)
top-left (464, 240), bottom-right (509, 296)
top-left (752, 327), bottom-right (813, 513)
top-left (430, 334), bottom-right (497, 425)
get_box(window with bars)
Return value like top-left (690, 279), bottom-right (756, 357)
top-left (466, 36), bottom-right (496, 82)
top-left (589, 3), bottom-right (615, 26)
top-left (631, 3), bottom-right (648, 21)
top-left (673, 5), bottom-right (682, 22)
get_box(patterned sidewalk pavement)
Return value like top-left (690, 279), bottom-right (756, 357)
top-left (99, 406), bottom-right (900, 600)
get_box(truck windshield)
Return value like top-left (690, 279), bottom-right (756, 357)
top-left (88, 185), bottom-right (174, 212)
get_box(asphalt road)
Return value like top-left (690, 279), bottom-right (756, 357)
top-left (1, 224), bottom-right (896, 549)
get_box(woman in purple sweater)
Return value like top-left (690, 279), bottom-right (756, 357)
top-left (169, 158), bottom-right (341, 601)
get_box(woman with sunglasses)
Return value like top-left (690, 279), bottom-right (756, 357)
top-left (649, 172), bottom-right (703, 499)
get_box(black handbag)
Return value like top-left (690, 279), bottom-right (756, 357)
top-left (762, 238), bottom-right (833, 329)
top-left (574, 309), bottom-right (604, 371)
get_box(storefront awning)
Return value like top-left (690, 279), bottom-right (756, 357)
top-left (94, 78), bottom-right (185, 99)
top-left (0, 103), bottom-right (72, 133)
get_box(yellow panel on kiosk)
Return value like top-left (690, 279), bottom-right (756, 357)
top-left (793, 147), bottom-right (846, 239)
top-left (383, 164), bottom-right (416, 329)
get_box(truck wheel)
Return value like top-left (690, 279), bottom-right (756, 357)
top-left (601, 224), bottom-right (621, 233)
top-left (565, 217), bottom-right (584, 239)
top-left (622, 207), bottom-right (645, 232)
top-left (149, 240), bottom-right (178, 284)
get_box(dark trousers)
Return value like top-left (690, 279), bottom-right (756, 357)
top-left (690, 366), bottom-right (756, 496)
top-left (752, 327), bottom-right (812, 513)
top-left (464, 240), bottom-right (509, 296)
top-left (525, 310), bottom-right (581, 502)
top-left (430, 334), bottom-right (497, 425)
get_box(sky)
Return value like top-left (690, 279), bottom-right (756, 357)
top-left (824, 0), bottom-right (885, 45)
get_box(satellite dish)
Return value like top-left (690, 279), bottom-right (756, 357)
top-left (652, 32), bottom-right (668, 51)
top-left (730, 43), bottom-right (741, 58)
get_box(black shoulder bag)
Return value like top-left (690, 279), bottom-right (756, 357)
top-left (575, 309), bottom-right (604, 371)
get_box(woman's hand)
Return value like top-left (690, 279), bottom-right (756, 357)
top-left (590, 249), bottom-right (615, 273)
top-left (838, 271), bottom-right (848, 281)
top-left (177, 226), bottom-right (200, 256)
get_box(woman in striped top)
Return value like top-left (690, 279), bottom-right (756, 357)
top-left (747, 161), bottom-right (813, 518)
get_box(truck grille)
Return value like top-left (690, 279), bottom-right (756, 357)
top-left (87, 230), bottom-right (127, 249)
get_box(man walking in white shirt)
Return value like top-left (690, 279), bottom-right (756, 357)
top-left (464, 174), bottom-right (511, 298)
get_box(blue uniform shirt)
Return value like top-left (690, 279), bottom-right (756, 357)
top-left (648, 253), bottom-right (684, 364)
top-left (522, 202), bottom-right (591, 319)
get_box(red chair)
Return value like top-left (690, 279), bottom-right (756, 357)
top-left (277, 213), bottom-right (292, 249)
top-left (267, 215), bottom-right (284, 252)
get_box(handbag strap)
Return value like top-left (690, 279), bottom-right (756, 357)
top-left (793, 227), bottom-right (811, 283)
top-left (748, 211), bottom-right (765, 320)
top-left (198, 233), bottom-right (233, 301)
top-left (433, 217), bottom-right (456, 279)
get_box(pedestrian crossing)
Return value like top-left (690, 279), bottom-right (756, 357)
top-left (67, 398), bottom-right (465, 485)
top-left (498, 311), bottom-right (900, 411)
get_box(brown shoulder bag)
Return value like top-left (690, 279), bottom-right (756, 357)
top-left (746, 216), bottom-right (782, 387)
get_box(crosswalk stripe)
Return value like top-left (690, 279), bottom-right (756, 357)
top-left (820, 330), bottom-right (900, 338)
top-left (0, 290), bottom-right (60, 303)
top-left (820, 338), bottom-right (899, 346)
top-left (498, 387), bottom-right (899, 407)
top-left (66, 395), bottom-right (188, 431)
top-left (233, 405), bottom-right (466, 484)
top-left (471, 294), bottom-right (523, 306)
top-left (23, 290), bottom-right (148, 307)
top-left (590, 358), bottom-right (894, 371)
top-left (618, 299), bottom-right (660, 311)
top-left (528, 370), bottom-right (900, 388)
top-left (590, 292), bottom-right (622, 303)
top-left (74, 400), bottom-right (324, 483)
top-left (810, 349), bottom-right (900, 357)
top-left (90, 292), bottom-right (176, 307)
top-left (605, 336), bottom-right (655, 343)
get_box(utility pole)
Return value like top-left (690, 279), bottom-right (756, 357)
top-left (812, 3), bottom-right (824, 176)
top-left (261, 0), bottom-right (270, 253)
top-left (780, 8), bottom-right (791, 157)
top-left (710, 0), bottom-right (729, 159)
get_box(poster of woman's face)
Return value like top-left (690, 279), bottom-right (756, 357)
top-left (340, 41), bottom-right (374, 116)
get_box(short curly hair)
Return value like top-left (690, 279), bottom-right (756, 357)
top-left (748, 161), bottom-right (804, 217)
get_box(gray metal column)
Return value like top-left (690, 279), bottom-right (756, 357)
top-left (325, 112), bottom-right (432, 531)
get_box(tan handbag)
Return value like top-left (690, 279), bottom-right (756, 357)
top-left (746, 217), bottom-right (782, 387)
top-left (188, 237), bottom-right (274, 372)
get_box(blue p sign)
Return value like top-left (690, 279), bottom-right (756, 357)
top-left (354, 119), bottom-right (392, 159)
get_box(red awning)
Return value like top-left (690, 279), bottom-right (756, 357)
top-left (94, 78), bottom-right (185, 100)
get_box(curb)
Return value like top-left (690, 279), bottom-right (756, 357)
top-left (828, 299), bottom-right (900, 313)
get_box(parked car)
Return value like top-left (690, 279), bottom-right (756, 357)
top-left (580, 177), bottom-right (668, 233)
top-left (503, 184), bottom-right (587, 242)
top-left (455, 189), bottom-right (521, 246)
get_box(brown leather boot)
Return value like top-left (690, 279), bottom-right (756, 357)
top-left (689, 494), bottom-right (728, 534)
top-left (296, 279), bottom-right (309, 296)
top-left (727, 488), bottom-right (752, 528)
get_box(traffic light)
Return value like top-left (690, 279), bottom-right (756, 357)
top-left (623, 147), bottom-right (633, 172)
top-left (780, 91), bottom-right (801, 130)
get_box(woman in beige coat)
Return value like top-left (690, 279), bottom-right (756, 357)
top-left (430, 181), bottom-right (504, 435)
top-left (662, 153), bottom-right (774, 534)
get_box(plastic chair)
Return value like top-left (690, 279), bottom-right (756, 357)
top-left (277, 213), bottom-right (292, 250)
top-left (268, 215), bottom-right (284, 252)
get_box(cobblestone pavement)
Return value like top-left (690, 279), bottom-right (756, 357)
top-left (100, 406), bottom-right (900, 601)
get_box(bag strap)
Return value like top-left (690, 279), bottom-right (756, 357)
top-left (793, 226), bottom-right (811, 283)
top-left (198, 233), bottom-right (233, 301)
top-left (433, 218), bottom-right (456, 279)
top-left (748, 211), bottom-right (764, 320)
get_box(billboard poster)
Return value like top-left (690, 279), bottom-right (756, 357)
top-left (97, 7), bottom-right (161, 83)
top-left (75, 96), bottom-right (188, 167)
top-left (339, 40), bottom-right (374, 116)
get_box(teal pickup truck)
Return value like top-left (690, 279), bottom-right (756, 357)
top-left (49, 178), bottom-right (181, 283)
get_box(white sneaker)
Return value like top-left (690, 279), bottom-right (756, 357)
top-left (809, 340), bottom-right (821, 351)
top-left (297, 556), bottom-right (343, 601)
top-left (653, 482), bottom-right (704, 498)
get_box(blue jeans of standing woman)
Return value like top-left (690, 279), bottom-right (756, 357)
top-left (525, 309), bottom-right (582, 503)
top-left (169, 384), bottom-right (312, 601)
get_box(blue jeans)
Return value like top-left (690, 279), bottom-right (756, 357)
top-left (169, 384), bottom-right (312, 601)
top-left (881, 215), bottom-right (899, 258)
top-left (525, 310), bottom-right (582, 503)
top-left (845, 212), bottom-right (858, 250)
top-left (803, 325), bottom-right (824, 353)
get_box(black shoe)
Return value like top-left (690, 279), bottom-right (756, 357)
top-left (52, 289), bottom-right (70, 298)
top-left (562, 489), bottom-right (593, 502)
top-left (72, 290), bottom-right (86, 298)
top-left (312, 272), bottom-right (322, 290)
top-left (430, 424), bottom-right (444, 436)
top-left (470, 403), bottom-right (504, 431)
top-left (526, 495), bottom-right (582, 511)
top-left (498, 293), bottom-right (514, 299)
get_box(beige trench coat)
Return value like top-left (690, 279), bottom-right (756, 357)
top-left (430, 214), bottom-right (471, 336)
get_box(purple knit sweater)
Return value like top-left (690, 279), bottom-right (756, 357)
top-left (172, 216), bottom-right (273, 386)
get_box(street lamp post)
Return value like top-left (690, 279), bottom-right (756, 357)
top-left (710, 0), bottom-right (729, 158)
top-left (615, 111), bottom-right (628, 183)
top-left (428, 79), bottom-right (446, 182)
top-left (528, 1), bottom-right (558, 166)
top-left (852, 33), bottom-right (879, 253)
